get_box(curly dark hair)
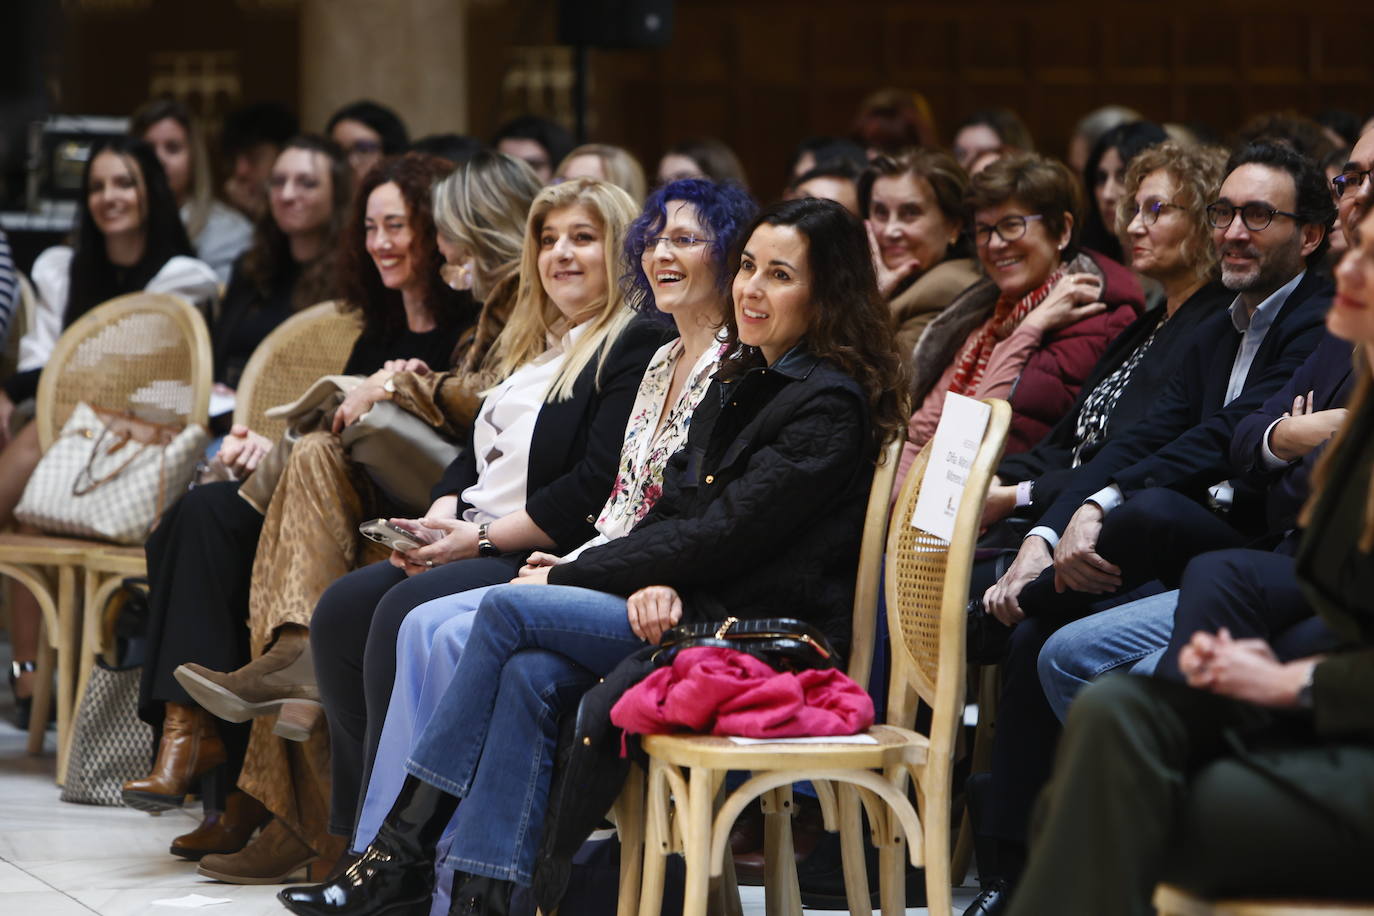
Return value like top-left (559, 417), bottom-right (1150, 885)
top-left (338, 152), bottom-right (471, 337)
top-left (719, 197), bottom-right (909, 452)
top-left (238, 134), bottom-right (351, 310)
top-left (621, 178), bottom-right (757, 319)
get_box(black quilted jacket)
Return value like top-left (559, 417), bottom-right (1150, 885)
top-left (546, 345), bottom-right (877, 661)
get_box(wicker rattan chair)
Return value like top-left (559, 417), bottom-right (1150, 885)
top-left (635, 401), bottom-right (1009, 916)
top-left (78, 298), bottom-right (361, 748)
top-left (1155, 884), bottom-right (1374, 915)
top-left (231, 299), bottom-right (361, 441)
top-left (0, 291), bottom-right (212, 782)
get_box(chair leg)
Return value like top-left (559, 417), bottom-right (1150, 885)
top-left (921, 780), bottom-right (954, 916)
top-left (838, 785), bottom-right (873, 916)
top-left (27, 626), bottom-right (55, 755)
top-left (614, 765), bottom-right (645, 916)
top-left (638, 760), bottom-right (671, 916)
top-left (877, 837), bottom-right (906, 916)
top-left (54, 565), bottom-right (79, 786)
top-left (760, 786), bottom-right (802, 916)
top-left (681, 766), bottom-right (714, 916)
top-left (712, 842), bottom-right (743, 916)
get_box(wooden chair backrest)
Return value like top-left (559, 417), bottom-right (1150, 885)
top-left (232, 300), bottom-right (362, 442)
top-left (34, 291), bottom-right (213, 450)
top-left (844, 431), bottom-right (906, 689)
top-left (883, 399), bottom-right (1010, 746)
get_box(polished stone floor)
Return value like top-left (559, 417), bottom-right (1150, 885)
top-left (0, 649), bottom-right (976, 914)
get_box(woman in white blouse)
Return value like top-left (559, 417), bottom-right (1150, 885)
top-left (338, 178), bottom-right (758, 871)
top-left (0, 135), bottom-right (216, 725)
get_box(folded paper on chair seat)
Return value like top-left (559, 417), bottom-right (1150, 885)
top-left (610, 646), bottom-right (874, 738)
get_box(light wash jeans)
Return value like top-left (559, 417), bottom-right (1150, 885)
top-left (1036, 590), bottom-right (1179, 722)
top-left (405, 584), bottom-right (644, 885)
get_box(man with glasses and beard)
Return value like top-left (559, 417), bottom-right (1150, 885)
top-left (962, 141), bottom-right (1334, 916)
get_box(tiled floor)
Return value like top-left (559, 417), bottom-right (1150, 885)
top-left (0, 662), bottom-right (976, 914)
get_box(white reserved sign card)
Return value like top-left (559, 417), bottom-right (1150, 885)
top-left (911, 392), bottom-right (991, 542)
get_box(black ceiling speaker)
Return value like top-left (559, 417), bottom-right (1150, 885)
top-left (557, 0), bottom-right (674, 49)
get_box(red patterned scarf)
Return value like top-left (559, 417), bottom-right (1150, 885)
top-left (946, 265), bottom-right (1067, 397)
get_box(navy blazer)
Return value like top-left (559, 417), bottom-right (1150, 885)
top-left (998, 281), bottom-right (1232, 513)
top-left (429, 316), bottom-right (671, 553)
top-left (1035, 268), bottom-right (1333, 536)
top-left (1230, 331), bottom-right (1358, 534)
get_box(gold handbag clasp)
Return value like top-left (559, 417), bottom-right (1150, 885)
top-left (714, 616), bottom-right (739, 639)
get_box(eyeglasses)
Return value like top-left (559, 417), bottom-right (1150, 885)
top-left (973, 213), bottom-right (1044, 246)
top-left (344, 140), bottom-right (382, 162)
top-left (1332, 169), bottom-right (1372, 199)
top-left (1126, 199), bottom-right (1185, 226)
top-left (1205, 202), bottom-right (1301, 232)
top-left (645, 234), bottom-right (713, 251)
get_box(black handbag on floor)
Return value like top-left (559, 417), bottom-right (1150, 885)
top-left (655, 616), bottom-right (838, 671)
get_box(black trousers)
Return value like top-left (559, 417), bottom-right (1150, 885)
top-left (1156, 549), bottom-right (1340, 679)
top-left (310, 554), bottom-right (525, 836)
top-left (138, 480), bottom-right (259, 783)
top-left (988, 489), bottom-right (1248, 859)
top-left (1007, 675), bottom-right (1374, 916)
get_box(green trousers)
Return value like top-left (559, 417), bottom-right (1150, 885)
top-left (1007, 674), bottom-right (1374, 916)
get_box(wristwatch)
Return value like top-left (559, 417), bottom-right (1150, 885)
top-left (476, 522), bottom-right (500, 557)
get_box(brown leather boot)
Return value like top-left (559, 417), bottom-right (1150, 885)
top-left (197, 818), bottom-right (318, 884)
top-left (170, 791), bottom-right (270, 860)
top-left (174, 626), bottom-right (322, 741)
top-left (122, 702), bottom-right (226, 812)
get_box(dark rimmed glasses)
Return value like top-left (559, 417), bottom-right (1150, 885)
top-left (1332, 169), bottom-right (1372, 200)
top-left (973, 213), bottom-right (1044, 246)
top-left (1205, 202), bottom-right (1301, 232)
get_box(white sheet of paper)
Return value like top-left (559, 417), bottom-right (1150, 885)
top-left (208, 389), bottom-right (236, 418)
top-left (151, 894), bottom-right (232, 908)
top-left (727, 734), bottom-right (879, 745)
top-left (911, 392), bottom-right (992, 542)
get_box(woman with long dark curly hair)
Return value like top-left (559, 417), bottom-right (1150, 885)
top-left (281, 196), bottom-right (907, 916)
top-left (123, 152), bottom-right (471, 881)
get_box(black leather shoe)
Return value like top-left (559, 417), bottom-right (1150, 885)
top-left (449, 873), bottom-right (514, 915)
top-left (277, 776), bottom-right (458, 916)
top-left (964, 878), bottom-right (1011, 915)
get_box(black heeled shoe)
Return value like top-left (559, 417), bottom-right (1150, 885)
top-left (277, 775), bottom-right (458, 916)
top-left (8, 660), bottom-right (52, 730)
top-left (448, 873), bottom-right (514, 916)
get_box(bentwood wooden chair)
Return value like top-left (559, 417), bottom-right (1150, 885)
top-left (636, 401), bottom-right (1009, 916)
top-left (230, 300), bottom-right (361, 442)
top-left (1155, 884), bottom-right (1374, 915)
top-left (0, 292), bottom-right (212, 783)
top-left (78, 299), bottom-right (362, 739)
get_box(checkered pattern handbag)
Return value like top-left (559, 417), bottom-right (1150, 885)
top-left (16, 402), bottom-right (208, 544)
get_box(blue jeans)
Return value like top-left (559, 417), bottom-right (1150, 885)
top-left (354, 586), bottom-right (493, 853)
top-left (1036, 591), bottom-right (1179, 722)
top-left (405, 584), bottom-right (644, 885)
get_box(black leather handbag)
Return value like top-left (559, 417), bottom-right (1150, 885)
top-left (655, 616), bottom-right (837, 671)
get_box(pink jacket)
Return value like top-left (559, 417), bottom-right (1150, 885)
top-left (610, 648), bottom-right (875, 739)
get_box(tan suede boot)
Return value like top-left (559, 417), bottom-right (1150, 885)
top-left (197, 818), bottom-right (318, 884)
top-left (121, 702), bottom-right (226, 812)
top-left (174, 626), bottom-right (322, 741)
top-left (170, 791), bottom-right (270, 860)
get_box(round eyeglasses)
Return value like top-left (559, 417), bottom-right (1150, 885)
top-left (1205, 202), bottom-right (1301, 232)
top-left (1126, 199), bottom-right (1185, 226)
top-left (973, 213), bottom-right (1044, 246)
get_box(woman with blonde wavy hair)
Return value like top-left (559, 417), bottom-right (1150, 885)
top-left (271, 177), bottom-right (664, 858)
top-left (554, 143), bottom-right (648, 204)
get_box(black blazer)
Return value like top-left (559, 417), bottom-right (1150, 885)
top-left (1230, 331), bottom-right (1358, 535)
top-left (1036, 268), bottom-right (1333, 536)
top-left (548, 347), bottom-right (877, 658)
top-left (429, 316), bottom-right (670, 554)
top-left (998, 281), bottom-right (1232, 512)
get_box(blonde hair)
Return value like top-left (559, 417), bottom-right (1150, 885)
top-left (432, 151), bottom-right (542, 301)
top-left (489, 178), bottom-right (639, 401)
top-left (1114, 140), bottom-right (1227, 284)
top-left (556, 144), bottom-right (648, 204)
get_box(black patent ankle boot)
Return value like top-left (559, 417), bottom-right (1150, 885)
top-left (448, 872), bottom-right (514, 916)
top-left (278, 775), bottom-right (459, 916)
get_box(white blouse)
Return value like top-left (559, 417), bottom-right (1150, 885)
top-left (460, 323), bottom-right (588, 524)
top-left (18, 246), bottom-right (219, 374)
top-left (187, 200), bottom-right (253, 285)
